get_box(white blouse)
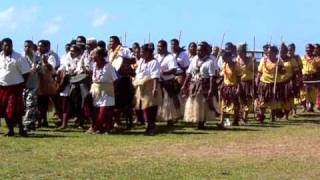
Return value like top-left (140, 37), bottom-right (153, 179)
top-left (0, 51), bottom-right (31, 86)
top-left (135, 59), bottom-right (160, 82)
top-left (92, 63), bottom-right (118, 107)
top-left (173, 51), bottom-right (190, 74)
top-left (59, 56), bottom-right (83, 97)
top-left (155, 53), bottom-right (177, 81)
top-left (109, 46), bottom-right (133, 71)
top-left (187, 56), bottom-right (217, 81)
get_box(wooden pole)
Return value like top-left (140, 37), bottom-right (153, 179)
top-left (218, 33), bottom-right (226, 123)
top-left (252, 36), bottom-right (256, 118)
top-left (124, 32), bottom-right (127, 47)
top-left (273, 37), bottom-right (283, 102)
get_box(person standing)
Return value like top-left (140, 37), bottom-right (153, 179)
top-left (181, 42), bottom-right (218, 129)
top-left (155, 40), bottom-right (181, 127)
top-left (37, 40), bottom-right (60, 127)
top-left (288, 43), bottom-right (303, 115)
top-left (0, 38), bottom-right (31, 136)
top-left (108, 36), bottom-right (136, 129)
top-left (218, 51), bottom-right (242, 127)
top-left (23, 40), bottom-right (41, 131)
top-left (89, 48), bottom-right (118, 134)
top-left (256, 45), bottom-right (286, 123)
top-left (134, 44), bottom-right (161, 135)
top-left (300, 44), bottom-right (320, 112)
top-left (236, 44), bottom-right (255, 123)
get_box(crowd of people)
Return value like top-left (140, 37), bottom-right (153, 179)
top-left (0, 35), bottom-right (319, 136)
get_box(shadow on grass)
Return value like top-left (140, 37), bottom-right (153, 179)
top-left (12, 133), bottom-right (72, 139)
top-left (288, 119), bottom-right (320, 125)
top-left (201, 126), bottom-right (260, 131)
top-left (110, 124), bottom-right (260, 136)
top-left (119, 131), bottom-right (209, 136)
top-left (37, 128), bottom-right (86, 133)
top-left (245, 123), bottom-right (283, 128)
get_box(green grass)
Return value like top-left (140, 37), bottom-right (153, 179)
top-left (0, 111), bottom-right (320, 180)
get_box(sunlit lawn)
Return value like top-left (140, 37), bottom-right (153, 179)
top-left (0, 111), bottom-right (319, 179)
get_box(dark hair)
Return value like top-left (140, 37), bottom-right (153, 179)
top-left (110, 36), bottom-right (120, 44)
top-left (171, 38), bottom-right (179, 45)
top-left (188, 42), bottom-right (197, 48)
top-left (288, 43), bottom-right (296, 50)
top-left (314, 44), bottom-right (320, 49)
top-left (70, 39), bottom-right (77, 45)
top-left (269, 45), bottom-right (279, 54)
top-left (225, 42), bottom-right (233, 49)
top-left (158, 40), bottom-right (167, 48)
top-left (38, 40), bottom-right (46, 45)
top-left (97, 40), bottom-right (106, 49)
top-left (263, 44), bottom-right (271, 50)
top-left (141, 44), bottom-right (154, 53)
top-left (237, 44), bottom-right (247, 53)
top-left (198, 41), bottom-right (209, 52)
top-left (132, 42), bottom-right (140, 48)
top-left (306, 44), bottom-right (314, 50)
top-left (280, 43), bottom-right (288, 52)
top-left (76, 35), bottom-right (86, 43)
top-left (38, 40), bottom-right (50, 49)
top-left (24, 40), bottom-right (33, 45)
top-left (2, 38), bottom-right (13, 45)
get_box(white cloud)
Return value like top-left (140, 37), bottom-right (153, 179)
top-left (92, 8), bottom-right (109, 28)
top-left (0, 6), bottom-right (40, 30)
top-left (42, 16), bottom-right (63, 36)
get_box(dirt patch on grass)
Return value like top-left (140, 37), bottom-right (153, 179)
top-left (127, 135), bottom-right (320, 160)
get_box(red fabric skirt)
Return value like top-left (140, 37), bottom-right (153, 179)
top-left (0, 83), bottom-right (25, 119)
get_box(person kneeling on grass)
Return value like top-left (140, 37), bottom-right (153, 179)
top-left (87, 48), bottom-right (118, 134)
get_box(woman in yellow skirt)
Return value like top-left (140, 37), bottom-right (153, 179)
top-left (288, 43), bottom-right (303, 115)
top-left (218, 51), bottom-right (242, 127)
top-left (279, 43), bottom-right (300, 120)
top-left (300, 44), bottom-right (320, 112)
top-left (236, 44), bottom-right (255, 123)
top-left (134, 44), bottom-right (162, 135)
top-left (256, 45), bottom-right (286, 123)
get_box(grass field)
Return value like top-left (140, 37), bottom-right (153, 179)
top-left (0, 111), bottom-right (319, 180)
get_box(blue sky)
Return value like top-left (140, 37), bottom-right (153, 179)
top-left (0, 0), bottom-right (319, 55)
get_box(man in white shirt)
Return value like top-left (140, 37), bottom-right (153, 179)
top-left (108, 36), bottom-right (136, 129)
top-left (57, 44), bottom-right (89, 129)
top-left (0, 38), bottom-right (31, 136)
top-left (82, 37), bottom-right (97, 72)
top-left (170, 39), bottom-right (190, 76)
top-left (46, 40), bottom-right (60, 69)
top-left (156, 40), bottom-right (182, 127)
